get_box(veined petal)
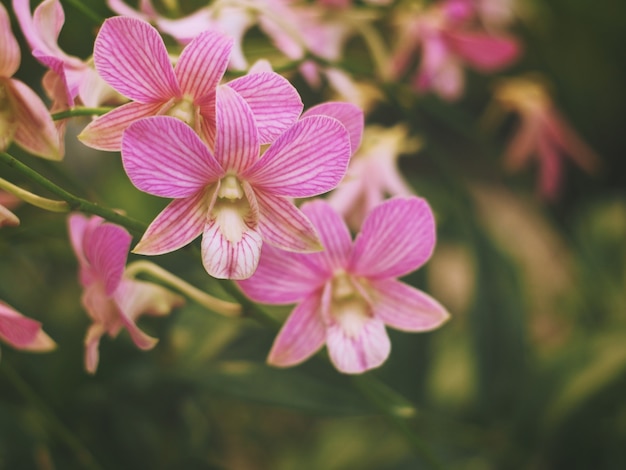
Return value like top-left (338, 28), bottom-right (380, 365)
top-left (79, 101), bottom-right (164, 152)
top-left (94, 16), bottom-right (180, 103)
top-left (301, 102), bottom-right (363, 154)
top-left (214, 86), bottom-right (259, 172)
top-left (122, 116), bottom-right (224, 198)
top-left (267, 292), bottom-right (326, 367)
top-left (134, 190), bottom-right (209, 255)
top-left (369, 278), bottom-right (449, 331)
top-left (8, 78), bottom-right (62, 160)
top-left (255, 190), bottom-right (321, 253)
top-left (326, 317), bottom-right (390, 374)
top-left (0, 4), bottom-right (20, 77)
top-left (350, 197), bottom-right (436, 279)
top-left (444, 30), bottom-right (520, 71)
top-left (201, 219), bottom-right (263, 279)
top-left (301, 199), bottom-right (353, 272)
top-left (243, 115), bottom-right (351, 197)
top-left (84, 223), bottom-right (131, 296)
top-left (175, 29), bottom-right (232, 101)
top-left (0, 302), bottom-right (44, 349)
top-left (237, 243), bottom-right (326, 304)
top-left (227, 72), bottom-right (303, 144)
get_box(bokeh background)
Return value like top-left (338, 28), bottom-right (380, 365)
top-left (1, 0), bottom-right (625, 468)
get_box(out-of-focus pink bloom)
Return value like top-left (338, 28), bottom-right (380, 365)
top-left (79, 16), bottom-right (302, 152)
top-left (390, 0), bottom-right (520, 100)
top-left (68, 214), bottom-right (183, 373)
top-left (0, 301), bottom-right (55, 355)
top-left (493, 76), bottom-right (601, 200)
top-left (121, 87), bottom-right (355, 279)
top-left (0, 191), bottom-right (21, 227)
top-left (328, 124), bottom-right (420, 231)
top-left (12, 0), bottom-right (119, 108)
top-left (0, 3), bottom-right (61, 160)
top-left (239, 197), bottom-right (449, 374)
top-left (475, 0), bottom-right (516, 29)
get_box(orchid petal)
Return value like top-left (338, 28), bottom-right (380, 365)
top-left (369, 278), bottom-right (450, 331)
top-left (122, 116), bottom-right (224, 198)
top-left (504, 116), bottom-right (539, 171)
top-left (12, 0), bottom-right (67, 61)
top-left (267, 293), bottom-right (326, 367)
top-left (134, 190), bottom-right (209, 255)
top-left (0, 4), bottom-right (20, 77)
top-left (0, 203), bottom-right (20, 227)
top-left (201, 219), bottom-right (263, 279)
top-left (326, 317), bottom-right (390, 374)
top-left (79, 101), bottom-right (164, 152)
top-left (8, 78), bottom-right (62, 160)
top-left (0, 302), bottom-right (43, 349)
top-left (84, 323), bottom-right (105, 373)
top-left (537, 131), bottom-right (563, 201)
top-left (214, 86), bottom-right (259, 172)
top-left (227, 72), bottom-right (303, 144)
top-left (444, 30), bottom-right (520, 71)
top-left (106, 0), bottom-right (156, 20)
top-left (302, 102), bottom-right (363, 154)
top-left (94, 17), bottom-right (180, 103)
top-left (350, 197), bottom-right (436, 279)
top-left (255, 190), bottom-right (321, 253)
top-left (84, 223), bottom-right (131, 296)
top-left (175, 29), bottom-right (232, 101)
top-left (244, 116), bottom-right (351, 197)
top-left (301, 199), bottom-right (353, 272)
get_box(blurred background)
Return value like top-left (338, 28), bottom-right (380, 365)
top-left (1, 0), bottom-right (625, 468)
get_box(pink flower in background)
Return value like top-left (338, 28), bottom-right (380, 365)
top-left (0, 191), bottom-right (21, 227)
top-left (121, 86), bottom-right (353, 279)
top-left (328, 123), bottom-right (420, 230)
top-left (390, 0), bottom-right (520, 100)
top-left (68, 214), bottom-right (183, 373)
top-left (79, 16), bottom-right (302, 152)
top-left (0, 3), bottom-right (61, 160)
top-left (12, 0), bottom-right (119, 108)
top-left (238, 198), bottom-right (449, 374)
top-left (493, 76), bottom-right (601, 200)
top-left (0, 302), bottom-right (55, 355)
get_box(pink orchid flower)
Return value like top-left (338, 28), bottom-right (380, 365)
top-left (493, 76), bottom-right (600, 200)
top-left (0, 3), bottom-right (61, 160)
top-left (121, 86), bottom-right (354, 279)
top-left (0, 301), bottom-right (55, 355)
top-left (79, 16), bottom-right (302, 152)
top-left (238, 197), bottom-right (449, 374)
top-left (390, 0), bottom-right (520, 100)
top-left (328, 124), bottom-right (419, 231)
top-left (68, 214), bottom-right (184, 373)
top-left (12, 0), bottom-right (119, 108)
top-left (0, 191), bottom-right (21, 227)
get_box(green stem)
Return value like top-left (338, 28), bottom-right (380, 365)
top-left (126, 261), bottom-right (241, 317)
top-left (0, 177), bottom-right (69, 213)
top-left (52, 107), bottom-right (114, 121)
top-left (0, 152), bottom-right (146, 235)
top-left (0, 362), bottom-right (104, 470)
top-left (61, 0), bottom-right (104, 25)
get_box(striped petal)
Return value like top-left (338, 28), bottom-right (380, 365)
top-left (267, 292), bottom-right (326, 367)
top-left (134, 190), bottom-right (209, 255)
top-left (302, 102), bottom-right (363, 154)
top-left (214, 86), bottom-right (259, 173)
top-left (369, 278), bottom-right (449, 331)
top-left (79, 101), bottom-right (164, 152)
top-left (350, 197), bottom-right (436, 279)
top-left (326, 317), bottom-right (390, 374)
top-left (201, 219), bottom-right (263, 279)
top-left (175, 29), bottom-right (232, 101)
top-left (255, 190), bottom-right (321, 253)
top-left (94, 16), bottom-right (180, 103)
top-left (0, 3), bottom-right (20, 77)
top-left (122, 116), bottom-right (224, 198)
top-left (84, 223), bottom-right (131, 296)
top-left (243, 115), bottom-right (351, 197)
top-left (227, 72), bottom-right (303, 144)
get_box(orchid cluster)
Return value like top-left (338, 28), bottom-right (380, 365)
top-left (0, 0), bottom-right (600, 404)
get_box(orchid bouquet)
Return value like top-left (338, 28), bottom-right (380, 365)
top-left (1, 0), bottom-right (623, 468)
